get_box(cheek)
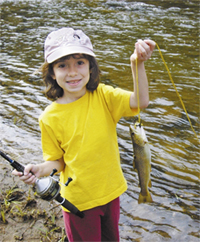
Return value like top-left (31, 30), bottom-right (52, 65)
top-left (53, 72), bottom-right (63, 86)
top-left (86, 72), bottom-right (90, 83)
top-left (80, 66), bottom-right (90, 80)
top-left (52, 70), bottom-right (63, 81)
top-left (85, 67), bottom-right (91, 79)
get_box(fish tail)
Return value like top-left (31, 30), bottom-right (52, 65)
top-left (138, 191), bottom-right (153, 204)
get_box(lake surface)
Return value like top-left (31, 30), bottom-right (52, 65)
top-left (0, 0), bottom-right (199, 241)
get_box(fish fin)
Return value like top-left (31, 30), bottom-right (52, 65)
top-left (138, 191), bottom-right (153, 204)
top-left (133, 159), bottom-right (135, 169)
top-left (133, 157), bottom-right (137, 170)
top-left (148, 179), bottom-right (152, 188)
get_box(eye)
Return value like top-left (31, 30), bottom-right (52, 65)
top-left (58, 63), bottom-right (66, 68)
top-left (77, 60), bottom-right (84, 65)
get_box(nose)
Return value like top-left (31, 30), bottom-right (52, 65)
top-left (67, 66), bottom-right (78, 77)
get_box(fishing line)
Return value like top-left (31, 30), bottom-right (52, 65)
top-left (135, 42), bottom-right (199, 143)
top-left (135, 57), bottom-right (141, 123)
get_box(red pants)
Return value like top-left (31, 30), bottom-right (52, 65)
top-left (62, 197), bottom-right (120, 242)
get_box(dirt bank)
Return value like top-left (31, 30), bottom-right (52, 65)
top-left (0, 164), bottom-right (68, 242)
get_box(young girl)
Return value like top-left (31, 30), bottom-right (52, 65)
top-left (13, 27), bottom-right (155, 241)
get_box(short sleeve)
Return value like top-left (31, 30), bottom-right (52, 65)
top-left (39, 119), bottom-right (64, 161)
top-left (99, 84), bottom-right (138, 123)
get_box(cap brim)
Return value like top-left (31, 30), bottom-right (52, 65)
top-left (46, 46), bottom-right (95, 63)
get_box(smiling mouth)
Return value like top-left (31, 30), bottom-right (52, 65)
top-left (66, 79), bottom-right (81, 85)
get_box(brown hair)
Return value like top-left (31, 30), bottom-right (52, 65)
top-left (41, 54), bottom-right (100, 100)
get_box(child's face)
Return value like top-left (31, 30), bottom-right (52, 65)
top-left (52, 54), bottom-right (90, 99)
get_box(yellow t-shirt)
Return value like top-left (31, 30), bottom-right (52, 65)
top-left (39, 83), bottom-right (138, 212)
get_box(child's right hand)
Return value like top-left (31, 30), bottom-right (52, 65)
top-left (12, 164), bottom-right (39, 184)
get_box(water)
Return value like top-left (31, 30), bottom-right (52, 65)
top-left (1, 0), bottom-right (199, 241)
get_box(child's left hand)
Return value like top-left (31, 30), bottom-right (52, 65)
top-left (130, 39), bottom-right (156, 63)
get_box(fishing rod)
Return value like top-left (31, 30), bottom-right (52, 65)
top-left (0, 150), bottom-right (84, 218)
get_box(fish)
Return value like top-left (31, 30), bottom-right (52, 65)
top-left (129, 122), bottom-right (153, 204)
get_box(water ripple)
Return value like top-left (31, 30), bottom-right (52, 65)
top-left (1, 0), bottom-right (199, 241)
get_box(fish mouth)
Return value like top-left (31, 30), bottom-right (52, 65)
top-left (130, 122), bottom-right (142, 131)
top-left (135, 122), bottom-right (142, 128)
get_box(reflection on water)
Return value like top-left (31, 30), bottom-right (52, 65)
top-left (0, 0), bottom-right (199, 241)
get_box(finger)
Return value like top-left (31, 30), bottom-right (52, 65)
top-left (24, 164), bottom-right (34, 176)
top-left (137, 39), bottom-right (155, 60)
top-left (19, 173), bottom-right (36, 184)
top-left (144, 39), bottom-right (156, 51)
top-left (135, 42), bottom-right (148, 60)
top-left (138, 39), bottom-right (151, 54)
top-left (130, 52), bottom-right (137, 62)
top-left (24, 176), bottom-right (37, 184)
top-left (12, 169), bottom-right (23, 177)
top-left (19, 172), bottom-right (32, 181)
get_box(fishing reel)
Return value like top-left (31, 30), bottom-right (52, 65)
top-left (34, 168), bottom-right (70, 201)
top-left (0, 151), bottom-right (84, 218)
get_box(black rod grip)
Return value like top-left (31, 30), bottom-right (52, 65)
top-left (0, 151), bottom-right (25, 173)
top-left (55, 193), bottom-right (84, 218)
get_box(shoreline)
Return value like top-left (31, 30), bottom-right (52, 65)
top-left (0, 163), bottom-right (68, 242)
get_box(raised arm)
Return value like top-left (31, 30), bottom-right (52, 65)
top-left (129, 39), bottom-right (155, 109)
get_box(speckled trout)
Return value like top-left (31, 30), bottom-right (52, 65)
top-left (130, 122), bottom-right (153, 204)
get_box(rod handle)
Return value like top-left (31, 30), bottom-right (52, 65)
top-left (0, 151), bottom-right (25, 173)
top-left (55, 193), bottom-right (84, 218)
top-left (11, 160), bottom-right (25, 173)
